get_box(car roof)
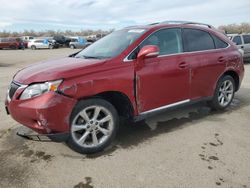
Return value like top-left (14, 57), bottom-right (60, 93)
top-left (124, 20), bottom-right (214, 30)
top-left (122, 20), bottom-right (227, 36)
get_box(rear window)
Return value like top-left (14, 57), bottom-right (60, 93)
top-left (1, 38), bottom-right (8, 42)
top-left (212, 35), bottom-right (228, 49)
top-left (183, 28), bottom-right (215, 52)
top-left (232, 36), bottom-right (242, 45)
top-left (243, 35), bottom-right (250, 44)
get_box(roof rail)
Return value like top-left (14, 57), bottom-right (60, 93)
top-left (159, 20), bottom-right (213, 28)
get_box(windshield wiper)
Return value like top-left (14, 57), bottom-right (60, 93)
top-left (75, 55), bottom-right (112, 59)
top-left (82, 55), bottom-right (100, 59)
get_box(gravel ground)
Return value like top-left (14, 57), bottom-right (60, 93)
top-left (0, 49), bottom-right (250, 188)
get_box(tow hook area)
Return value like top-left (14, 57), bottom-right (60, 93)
top-left (16, 127), bottom-right (69, 142)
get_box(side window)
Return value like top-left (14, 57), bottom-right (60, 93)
top-left (212, 35), bottom-right (228, 49)
top-left (128, 28), bottom-right (183, 60)
top-left (243, 35), bottom-right (250, 44)
top-left (141, 28), bottom-right (183, 56)
top-left (183, 28), bottom-right (215, 52)
top-left (232, 36), bottom-right (242, 45)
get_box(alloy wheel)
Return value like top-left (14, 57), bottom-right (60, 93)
top-left (218, 80), bottom-right (234, 107)
top-left (71, 105), bottom-right (114, 148)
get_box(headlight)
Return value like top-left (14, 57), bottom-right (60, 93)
top-left (20, 80), bottom-right (62, 100)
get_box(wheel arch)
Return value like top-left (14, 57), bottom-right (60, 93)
top-left (94, 91), bottom-right (134, 121)
top-left (222, 70), bottom-right (240, 91)
top-left (72, 91), bottom-right (135, 123)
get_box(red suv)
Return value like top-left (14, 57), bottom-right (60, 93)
top-left (5, 21), bottom-right (244, 153)
top-left (0, 37), bottom-right (26, 49)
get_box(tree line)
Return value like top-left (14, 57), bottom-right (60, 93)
top-left (0, 29), bottom-right (114, 38)
top-left (218, 23), bottom-right (250, 34)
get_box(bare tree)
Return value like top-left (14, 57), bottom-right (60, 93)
top-left (0, 29), bottom-right (114, 38)
top-left (218, 23), bottom-right (250, 34)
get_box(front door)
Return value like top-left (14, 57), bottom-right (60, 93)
top-left (135, 28), bottom-right (190, 113)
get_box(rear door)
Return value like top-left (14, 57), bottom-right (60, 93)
top-left (135, 28), bottom-right (190, 113)
top-left (242, 34), bottom-right (250, 57)
top-left (182, 28), bottom-right (228, 99)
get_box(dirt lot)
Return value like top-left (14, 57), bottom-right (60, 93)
top-left (0, 49), bottom-right (250, 188)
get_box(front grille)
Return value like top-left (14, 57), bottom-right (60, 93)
top-left (9, 82), bottom-right (20, 99)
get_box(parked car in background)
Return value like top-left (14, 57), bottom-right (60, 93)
top-left (0, 38), bottom-right (25, 49)
top-left (16, 38), bottom-right (28, 48)
top-left (228, 33), bottom-right (250, 59)
top-left (69, 37), bottom-right (93, 49)
top-left (28, 39), bottom-right (59, 50)
top-left (53, 35), bottom-right (71, 47)
top-left (5, 21), bottom-right (244, 154)
top-left (22, 36), bottom-right (34, 41)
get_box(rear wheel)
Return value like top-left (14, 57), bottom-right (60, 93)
top-left (49, 44), bottom-right (53, 49)
top-left (209, 75), bottom-right (235, 110)
top-left (70, 44), bottom-right (75, 49)
top-left (67, 98), bottom-right (119, 154)
top-left (31, 45), bottom-right (36, 50)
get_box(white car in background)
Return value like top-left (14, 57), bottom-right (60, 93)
top-left (228, 33), bottom-right (250, 59)
top-left (28, 39), bottom-right (57, 50)
top-left (22, 36), bottom-right (34, 41)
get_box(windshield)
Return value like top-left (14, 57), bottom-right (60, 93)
top-left (75, 29), bottom-right (146, 59)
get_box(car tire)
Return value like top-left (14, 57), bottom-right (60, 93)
top-left (49, 44), bottom-right (53, 49)
top-left (208, 75), bottom-right (235, 110)
top-left (67, 98), bottom-right (119, 154)
top-left (70, 45), bottom-right (75, 49)
top-left (31, 45), bottom-right (36, 50)
top-left (9, 45), bottom-right (16, 49)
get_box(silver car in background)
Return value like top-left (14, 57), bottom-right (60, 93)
top-left (28, 39), bottom-right (58, 50)
top-left (69, 37), bottom-right (93, 49)
top-left (228, 33), bottom-right (250, 59)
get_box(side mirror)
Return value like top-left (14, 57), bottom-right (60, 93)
top-left (137, 45), bottom-right (159, 60)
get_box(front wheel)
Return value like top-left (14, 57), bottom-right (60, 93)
top-left (67, 99), bottom-right (119, 154)
top-left (31, 45), bottom-right (36, 50)
top-left (208, 75), bottom-right (235, 110)
top-left (70, 44), bottom-right (75, 49)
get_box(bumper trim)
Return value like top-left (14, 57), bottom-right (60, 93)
top-left (17, 129), bottom-right (69, 142)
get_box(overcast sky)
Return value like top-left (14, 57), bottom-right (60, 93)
top-left (0, 0), bottom-right (249, 31)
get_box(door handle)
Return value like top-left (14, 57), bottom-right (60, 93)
top-left (241, 46), bottom-right (244, 49)
top-left (178, 62), bottom-right (189, 69)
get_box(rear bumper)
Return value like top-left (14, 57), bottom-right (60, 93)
top-left (5, 92), bottom-right (77, 134)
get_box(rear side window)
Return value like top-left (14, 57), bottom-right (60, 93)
top-left (212, 35), bottom-right (228, 49)
top-left (243, 35), bottom-right (250, 44)
top-left (183, 28), bottom-right (215, 52)
top-left (232, 36), bottom-right (242, 45)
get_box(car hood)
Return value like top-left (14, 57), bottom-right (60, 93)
top-left (14, 57), bottom-right (107, 85)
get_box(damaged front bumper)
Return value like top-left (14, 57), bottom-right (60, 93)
top-left (5, 91), bottom-right (77, 134)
